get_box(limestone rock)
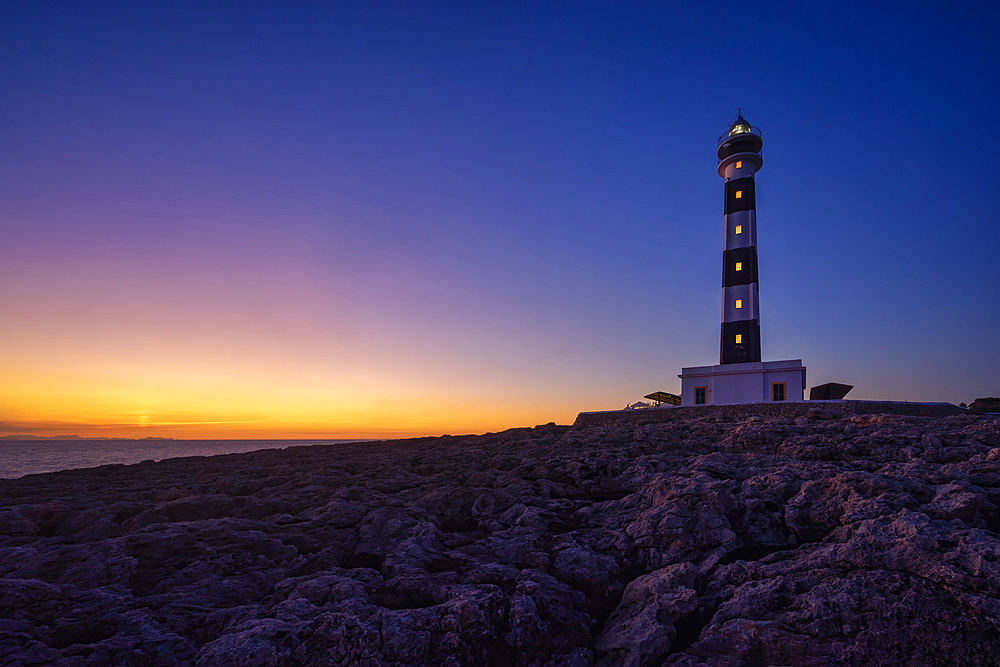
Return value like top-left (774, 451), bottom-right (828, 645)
top-left (595, 562), bottom-right (698, 667)
top-left (1, 415), bottom-right (999, 665)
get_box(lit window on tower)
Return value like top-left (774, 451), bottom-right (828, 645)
top-left (735, 190), bottom-right (742, 199)
top-left (735, 334), bottom-right (743, 344)
top-left (735, 160), bottom-right (742, 169)
top-left (736, 299), bottom-right (743, 309)
top-left (735, 225), bottom-right (742, 234)
top-left (735, 262), bottom-right (743, 271)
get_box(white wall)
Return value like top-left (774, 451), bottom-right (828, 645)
top-left (763, 367), bottom-right (806, 401)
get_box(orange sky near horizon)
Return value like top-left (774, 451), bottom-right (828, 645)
top-left (0, 223), bottom-right (606, 439)
top-left (0, 342), bottom-right (596, 439)
top-left (0, 310), bottom-right (609, 439)
top-left (0, 251), bottom-right (633, 439)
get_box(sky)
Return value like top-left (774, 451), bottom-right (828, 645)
top-left (2, 2), bottom-right (998, 439)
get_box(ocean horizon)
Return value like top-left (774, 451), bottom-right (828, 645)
top-left (0, 438), bottom-right (368, 479)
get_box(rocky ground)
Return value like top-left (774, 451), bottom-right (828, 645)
top-left (2, 411), bottom-right (1000, 666)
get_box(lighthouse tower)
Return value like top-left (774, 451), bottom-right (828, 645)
top-left (718, 112), bottom-right (763, 364)
top-left (678, 113), bottom-right (806, 406)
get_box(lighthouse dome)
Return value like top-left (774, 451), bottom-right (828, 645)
top-left (728, 113), bottom-right (752, 136)
top-left (717, 111), bottom-right (762, 164)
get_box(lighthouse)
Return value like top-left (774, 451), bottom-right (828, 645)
top-left (679, 113), bottom-right (806, 405)
top-left (718, 112), bottom-right (762, 365)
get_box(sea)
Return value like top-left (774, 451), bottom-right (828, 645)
top-left (0, 439), bottom-right (366, 479)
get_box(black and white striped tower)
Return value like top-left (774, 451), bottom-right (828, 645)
top-left (717, 112), bottom-right (763, 364)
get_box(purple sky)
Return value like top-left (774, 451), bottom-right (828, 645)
top-left (2, 2), bottom-right (997, 437)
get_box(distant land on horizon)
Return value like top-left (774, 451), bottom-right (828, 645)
top-left (0, 435), bottom-right (177, 441)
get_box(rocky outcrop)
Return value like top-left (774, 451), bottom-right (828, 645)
top-left (1, 414), bottom-right (999, 665)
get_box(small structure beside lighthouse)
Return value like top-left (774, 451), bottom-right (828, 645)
top-left (679, 113), bottom-right (806, 406)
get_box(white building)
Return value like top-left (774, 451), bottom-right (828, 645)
top-left (680, 359), bottom-right (806, 406)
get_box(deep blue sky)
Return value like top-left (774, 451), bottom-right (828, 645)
top-left (1, 1), bottom-right (998, 435)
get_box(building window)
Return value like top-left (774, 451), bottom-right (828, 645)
top-left (735, 334), bottom-right (742, 344)
top-left (735, 225), bottom-right (742, 234)
top-left (736, 299), bottom-right (743, 309)
top-left (735, 190), bottom-right (742, 199)
top-left (735, 262), bottom-right (742, 271)
top-left (694, 387), bottom-right (707, 405)
top-left (771, 382), bottom-right (786, 401)
top-left (735, 160), bottom-right (742, 169)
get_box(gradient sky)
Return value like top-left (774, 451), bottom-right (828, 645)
top-left (2, 2), bottom-right (998, 438)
